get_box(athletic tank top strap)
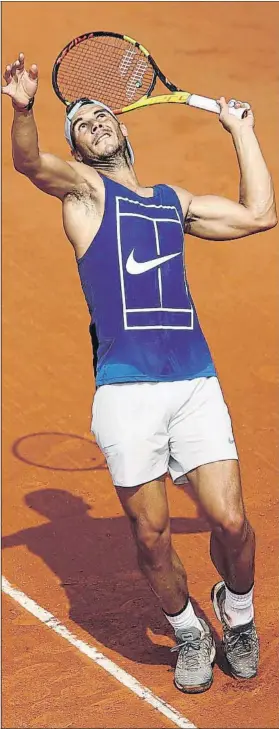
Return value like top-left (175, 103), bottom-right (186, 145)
top-left (153, 184), bottom-right (185, 228)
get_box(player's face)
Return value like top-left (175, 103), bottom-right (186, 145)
top-left (71, 104), bottom-right (128, 162)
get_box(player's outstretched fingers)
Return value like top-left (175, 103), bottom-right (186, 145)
top-left (28, 64), bottom-right (38, 80)
top-left (3, 64), bottom-right (12, 84)
top-left (2, 64), bottom-right (15, 94)
top-left (2, 54), bottom-right (38, 100)
top-left (10, 59), bottom-right (22, 80)
top-left (17, 52), bottom-right (25, 70)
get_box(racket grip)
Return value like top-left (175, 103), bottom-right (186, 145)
top-left (187, 94), bottom-right (250, 119)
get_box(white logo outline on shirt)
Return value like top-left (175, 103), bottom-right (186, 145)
top-left (115, 196), bottom-right (194, 331)
top-left (126, 248), bottom-right (181, 275)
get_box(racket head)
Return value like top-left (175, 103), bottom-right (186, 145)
top-left (52, 31), bottom-right (159, 112)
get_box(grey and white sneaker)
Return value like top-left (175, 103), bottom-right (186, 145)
top-left (211, 581), bottom-right (259, 679)
top-left (171, 618), bottom-right (216, 694)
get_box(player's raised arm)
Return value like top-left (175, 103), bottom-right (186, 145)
top-left (176, 98), bottom-right (277, 241)
top-left (2, 53), bottom-right (85, 200)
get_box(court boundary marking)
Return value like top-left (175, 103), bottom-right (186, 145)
top-left (2, 576), bottom-right (197, 729)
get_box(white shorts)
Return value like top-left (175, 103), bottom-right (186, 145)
top-left (91, 376), bottom-right (238, 488)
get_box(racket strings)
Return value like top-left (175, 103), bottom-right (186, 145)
top-left (56, 36), bottom-right (155, 109)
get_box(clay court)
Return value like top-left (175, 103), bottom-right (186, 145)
top-left (2, 2), bottom-right (279, 728)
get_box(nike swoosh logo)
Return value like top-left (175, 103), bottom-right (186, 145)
top-left (126, 249), bottom-right (181, 275)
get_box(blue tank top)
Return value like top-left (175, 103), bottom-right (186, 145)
top-left (77, 175), bottom-right (216, 386)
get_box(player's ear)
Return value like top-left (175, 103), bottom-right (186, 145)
top-left (120, 123), bottom-right (128, 138)
top-left (71, 149), bottom-right (83, 162)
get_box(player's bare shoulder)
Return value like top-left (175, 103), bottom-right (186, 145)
top-left (62, 162), bottom-right (105, 259)
top-left (171, 185), bottom-right (192, 222)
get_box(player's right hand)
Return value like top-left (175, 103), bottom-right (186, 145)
top-left (2, 52), bottom-right (38, 108)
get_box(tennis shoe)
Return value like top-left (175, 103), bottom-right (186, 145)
top-left (211, 581), bottom-right (259, 679)
top-left (171, 618), bottom-right (216, 693)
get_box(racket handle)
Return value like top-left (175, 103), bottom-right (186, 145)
top-left (187, 94), bottom-right (250, 119)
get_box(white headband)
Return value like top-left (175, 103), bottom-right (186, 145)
top-left (65, 98), bottom-right (135, 164)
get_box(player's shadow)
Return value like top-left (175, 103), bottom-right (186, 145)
top-left (2, 486), bottom-right (227, 668)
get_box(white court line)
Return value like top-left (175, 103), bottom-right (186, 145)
top-left (2, 576), bottom-right (197, 729)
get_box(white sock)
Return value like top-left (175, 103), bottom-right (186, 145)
top-left (225, 584), bottom-right (254, 627)
top-left (164, 599), bottom-right (203, 634)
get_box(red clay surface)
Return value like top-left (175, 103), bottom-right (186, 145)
top-left (2, 3), bottom-right (279, 728)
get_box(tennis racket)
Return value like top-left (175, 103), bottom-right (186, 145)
top-left (52, 31), bottom-right (250, 119)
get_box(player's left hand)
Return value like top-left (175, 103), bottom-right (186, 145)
top-left (218, 96), bottom-right (254, 133)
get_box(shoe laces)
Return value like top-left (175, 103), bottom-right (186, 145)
top-left (226, 624), bottom-right (256, 655)
top-left (171, 633), bottom-right (207, 668)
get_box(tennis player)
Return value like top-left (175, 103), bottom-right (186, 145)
top-left (3, 53), bottom-right (277, 694)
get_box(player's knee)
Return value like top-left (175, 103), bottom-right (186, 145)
top-left (134, 516), bottom-right (171, 566)
top-left (214, 508), bottom-right (248, 541)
